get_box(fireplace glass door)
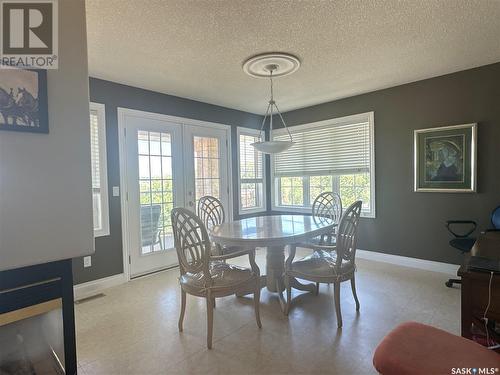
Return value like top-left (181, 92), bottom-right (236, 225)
top-left (0, 298), bottom-right (65, 374)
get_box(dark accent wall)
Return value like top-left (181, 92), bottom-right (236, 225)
top-left (75, 62), bottom-right (500, 284)
top-left (73, 78), bottom-right (262, 284)
top-left (273, 62), bottom-right (500, 265)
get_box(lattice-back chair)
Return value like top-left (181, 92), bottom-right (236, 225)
top-left (171, 207), bottom-right (262, 349)
top-left (313, 192), bottom-right (343, 222)
top-left (198, 195), bottom-right (242, 256)
top-left (297, 192), bottom-right (342, 250)
top-left (285, 201), bottom-right (363, 328)
top-left (198, 195), bottom-right (225, 231)
top-left (335, 200), bottom-right (362, 268)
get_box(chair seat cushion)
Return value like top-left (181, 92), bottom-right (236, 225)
top-left (290, 250), bottom-right (354, 279)
top-left (211, 243), bottom-right (246, 256)
top-left (297, 235), bottom-right (336, 249)
top-left (180, 261), bottom-right (254, 294)
top-left (373, 322), bottom-right (500, 375)
top-left (222, 245), bottom-right (246, 254)
top-left (450, 238), bottom-right (476, 252)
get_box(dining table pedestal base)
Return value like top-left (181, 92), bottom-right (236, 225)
top-left (210, 215), bottom-right (335, 313)
top-left (265, 246), bottom-right (286, 293)
top-left (236, 245), bottom-right (318, 312)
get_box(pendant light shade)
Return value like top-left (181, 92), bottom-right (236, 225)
top-left (250, 140), bottom-right (294, 154)
top-left (243, 53), bottom-right (299, 155)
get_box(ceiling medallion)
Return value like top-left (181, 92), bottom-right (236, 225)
top-left (243, 53), bottom-right (301, 78)
top-left (242, 53), bottom-right (300, 154)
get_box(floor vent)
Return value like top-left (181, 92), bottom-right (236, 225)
top-left (74, 293), bottom-right (106, 304)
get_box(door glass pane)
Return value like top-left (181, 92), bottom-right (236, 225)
top-left (193, 136), bottom-right (220, 205)
top-left (138, 130), bottom-right (174, 254)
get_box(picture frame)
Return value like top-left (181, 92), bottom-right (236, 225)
top-left (414, 123), bottom-right (477, 193)
top-left (0, 69), bottom-right (48, 133)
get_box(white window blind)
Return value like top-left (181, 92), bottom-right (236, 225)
top-left (273, 119), bottom-right (371, 177)
top-left (90, 103), bottom-right (110, 237)
top-left (90, 109), bottom-right (101, 191)
top-left (237, 128), bottom-right (266, 213)
top-left (240, 134), bottom-right (263, 181)
top-left (271, 112), bottom-right (376, 218)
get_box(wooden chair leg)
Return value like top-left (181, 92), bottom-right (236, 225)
top-left (350, 276), bottom-right (360, 311)
top-left (334, 282), bottom-right (342, 328)
top-left (254, 279), bottom-right (262, 328)
top-left (206, 295), bottom-right (214, 349)
top-left (178, 289), bottom-right (186, 332)
top-left (285, 275), bottom-right (292, 315)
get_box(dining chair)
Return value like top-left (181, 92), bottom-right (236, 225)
top-left (198, 195), bottom-right (225, 231)
top-left (284, 200), bottom-right (363, 328)
top-left (171, 207), bottom-right (262, 349)
top-left (198, 195), bottom-right (242, 256)
top-left (297, 192), bottom-right (342, 250)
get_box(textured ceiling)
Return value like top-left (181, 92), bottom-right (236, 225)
top-left (86, 0), bottom-right (500, 115)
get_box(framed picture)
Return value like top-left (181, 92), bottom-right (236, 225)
top-left (0, 69), bottom-right (48, 133)
top-left (414, 123), bottom-right (477, 192)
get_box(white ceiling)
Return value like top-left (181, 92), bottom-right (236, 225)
top-left (86, 0), bottom-right (500, 115)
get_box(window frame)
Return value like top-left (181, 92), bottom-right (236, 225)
top-left (236, 127), bottom-right (267, 215)
top-left (90, 102), bottom-right (110, 237)
top-left (271, 112), bottom-right (376, 218)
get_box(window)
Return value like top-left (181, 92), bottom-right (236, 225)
top-left (272, 112), bottom-right (375, 217)
top-left (237, 128), bottom-right (266, 214)
top-left (90, 102), bottom-right (110, 236)
top-left (278, 177), bottom-right (304, 206)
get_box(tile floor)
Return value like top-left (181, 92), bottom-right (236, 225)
top-left (75, 249), bottom-right (460, 374)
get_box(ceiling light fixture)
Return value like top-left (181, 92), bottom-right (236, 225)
top-left (243, 53), bottom-right (300, 154)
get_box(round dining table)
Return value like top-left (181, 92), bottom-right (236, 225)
top-left (210, 214), bottom-right (335, 311)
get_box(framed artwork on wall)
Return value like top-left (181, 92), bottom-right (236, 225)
top-left (0, 69), bottom-right (48, 133)
top-left (414, 123), bottom-right (477, 193)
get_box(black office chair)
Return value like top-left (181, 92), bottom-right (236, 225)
top-left (445, 205), bottom-right (500, 288)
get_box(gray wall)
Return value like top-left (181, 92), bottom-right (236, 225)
top-left (75, 62), bottom-right (500, 284)
top-left (73, 78), bottom-right (262, 284)
top-left (0, 1), bottom-right (94, 271)
top-left (274, 62), bottom-right (500, 265)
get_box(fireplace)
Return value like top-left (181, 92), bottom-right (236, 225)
top-left (0, 260), bottom-right (77, 375)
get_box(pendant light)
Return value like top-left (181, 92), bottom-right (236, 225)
top-left (243, 53), bottom-right (300, 154)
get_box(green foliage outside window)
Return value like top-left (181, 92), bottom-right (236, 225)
top-left (340, 173), bottom-right (370, 209)
top-left (277, 173), bottom-right (371, 212)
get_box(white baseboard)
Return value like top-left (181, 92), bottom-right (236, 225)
top-left (73, 273), bottom-right (127, 301)
top-left (72, 252), bottom-right (458, 300)
top-left (356, 249), bottom-right (460, 276)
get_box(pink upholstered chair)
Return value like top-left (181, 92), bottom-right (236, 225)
top-left (373, 322), bottom-right (500, 374)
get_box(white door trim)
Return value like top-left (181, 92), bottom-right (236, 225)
top-left (117, 107), bottom-right (233, 281)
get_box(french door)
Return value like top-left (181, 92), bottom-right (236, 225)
top-left (120, 109), bottom-right (231, 278)
top-left (183, 125), bottom-right (230, 212)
